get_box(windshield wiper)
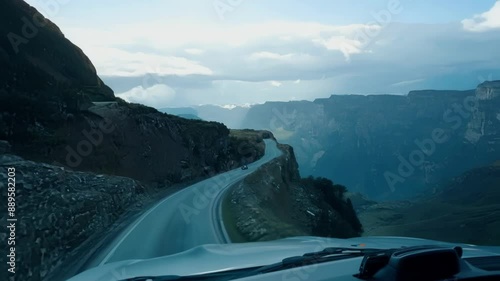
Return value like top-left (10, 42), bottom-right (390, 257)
top-left (126, 275), bottom-right (180, 281)
top-left (239, 246), bottom-right (385, 277)
top-left (123, 245), bottom-right (464, 281)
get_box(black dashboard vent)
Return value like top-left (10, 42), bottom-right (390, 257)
top-left (358, 246), bottom-right (462, 281)
top-left (465, 256), bottom-right (500, 271)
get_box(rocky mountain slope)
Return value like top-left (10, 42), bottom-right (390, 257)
top-left (0, 0), bottom-right (256, 185)
top-left (0, 1), bottom-right (268, 280)
top-left (239, 83), bottom-right (500, 200)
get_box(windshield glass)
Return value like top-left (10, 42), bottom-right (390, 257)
top-left (1, 1), bottom-right (499, 281)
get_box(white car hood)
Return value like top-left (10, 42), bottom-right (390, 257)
top-left (68, 236), bottom-right (500, 281)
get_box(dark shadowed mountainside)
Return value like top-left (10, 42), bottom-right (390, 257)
top-left (358, 162), bottom-right (500, 246)
top-left (0, 0), bottom-right (113, 101)
top-left (0, 2), bottom-right (269, 280)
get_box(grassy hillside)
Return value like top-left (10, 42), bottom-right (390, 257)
top-left (359, 162), bottom-right (500, 245)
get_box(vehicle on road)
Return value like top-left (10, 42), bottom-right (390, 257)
top-left (241, 165), bottom-right (248, 170)
top-left (68, 236), bottom-right (500, 281)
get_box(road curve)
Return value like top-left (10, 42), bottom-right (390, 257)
top-left (85, 139), bottom-right (282, 267)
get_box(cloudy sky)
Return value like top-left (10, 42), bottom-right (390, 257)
top-left (26, 0), bottom-right (500, 108)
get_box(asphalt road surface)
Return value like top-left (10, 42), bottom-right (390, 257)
top-left (85, 139), bottom-right (282, 268)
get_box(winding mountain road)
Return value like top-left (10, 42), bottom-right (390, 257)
top-left (85, 139), bottom-right (282, 268)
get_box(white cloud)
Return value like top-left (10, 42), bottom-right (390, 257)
top-left (53, 17), bottom-right (499, 107)
top-left (462, 1), bottom-right (500, 32)
top-left (312, 23), bottom-right (381, 61)
top-left (63, 21), bottom-right (380, 69)
top-left (249, 52), bottom-right (294, 60)
top-left (221, 104), bottom-right (237, 109)
top-left (80, 47), bottom-right (213, 77)
top-left (391, 79), bottom-right (424, 87)
top-left (248, 52), bottom-right (316, 66)
top-left (270, 81), bottom-right (282, 87)
top-left (185, 48), bottom-right (205, 55)
top-left (116, 84), bottom-right (176, 108)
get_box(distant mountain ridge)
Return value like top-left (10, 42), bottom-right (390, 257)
top-left (241, 84), bottom-right (500, 199)
top-left (160, 105), bottom-right (250, 128)
top-left (180, 84), bottom-right (500, 200)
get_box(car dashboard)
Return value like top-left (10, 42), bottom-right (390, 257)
top-left (235, 246), bottom-right (500, 281)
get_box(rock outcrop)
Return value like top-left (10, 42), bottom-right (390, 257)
top-left (225, 143), bottom-right (363, 242)
top-left (476, 81), bottom-right (500, 100)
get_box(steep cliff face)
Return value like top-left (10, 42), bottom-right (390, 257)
top-left (241, 84), bottom-right (500, 199)
top-left (476, 81), bottom-right (500, 100)
top-left (465, 81), bottom-right (500, 144)
top-left (225, 143), bottom-right (362, 242)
